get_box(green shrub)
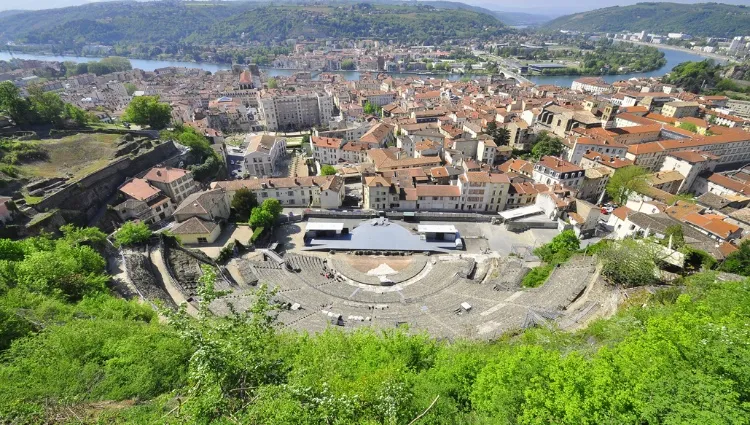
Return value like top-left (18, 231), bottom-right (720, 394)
top-left (522, 264), bottom-right (554, 288)
top-left (533, 230), bottom-right (579, 264)
top-left (251, 226), bottom-right (265, 243)
top-left (114, 222), bottom-right (152, 247)
top-left (217, 242), bottom-right (235, 263)
top-left (682, 246), bottom-right (717, 272)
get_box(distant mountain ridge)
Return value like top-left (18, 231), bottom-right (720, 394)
top-left (543, 2), bottom-right (750, 37)
top-left (491, 11), bottom-right (553, 27)
top-left (0, 1), bottom-right (507, 47)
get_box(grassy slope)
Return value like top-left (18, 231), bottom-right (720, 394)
top-left (17, 133), bottom-right (122, 180)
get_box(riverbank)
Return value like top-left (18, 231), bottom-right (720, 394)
top-left (612, 39), bottom-right (733, 63)
top-left (0, 47), bottom-right (713, 88)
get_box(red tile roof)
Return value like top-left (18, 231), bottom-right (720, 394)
top-left (120, 178), bottom-right (161, 201)
top-left (144, 167), bottom-right (189, 184)
top-left (415, 185), bottom-right (460, 197)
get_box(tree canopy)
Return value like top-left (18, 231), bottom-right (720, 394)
top-left (122, 95), bottom-right (172, 129)
top-left (599, 238), bottom-right (660, 287)
top-left (530, 131), bottom-right (564, 160)
top-left (606, 165), bottom-right (648, 206)
top-left (249, 198), bottom-right (283, 229)
top-left (114, 221), bottom-right (152, 246)
top-left (340, 59), bottom-right (356, 70)
top-left (320, 164), bottom-right (337, 176)
top-left (720, 239), bottom-right (750, 276)
top-left (231, 188), bottom-right (258, 221)
top-left (66, 57), bottom-right (132, 77)
top-left (0, 81), bottom-right (90, 128)
top-left (363, 101), bottom-right (382, 116)
top-left (678, 122), bottom-right (699, 133)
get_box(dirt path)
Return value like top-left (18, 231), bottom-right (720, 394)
top-left (149, 247), bottom-right (199, 316)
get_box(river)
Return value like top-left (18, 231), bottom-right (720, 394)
top-left (0, 48), bottom-right (719, 88)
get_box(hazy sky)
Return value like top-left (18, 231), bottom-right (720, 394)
top-left (1, 0), bottom-right (749, 15)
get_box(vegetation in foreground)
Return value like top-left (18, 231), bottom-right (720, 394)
top-left (1, 227), bottom-right (750, 423)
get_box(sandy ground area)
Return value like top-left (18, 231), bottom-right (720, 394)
top-left (340, 255), bottom-right (414, 273)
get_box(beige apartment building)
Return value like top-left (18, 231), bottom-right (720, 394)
top-left (257, 91), bottom-right (334, 131)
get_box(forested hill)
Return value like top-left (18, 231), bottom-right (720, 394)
top-left (542, 2), bottom-right (750, 37)
top-left (0, 1), bottom-right (505, 47)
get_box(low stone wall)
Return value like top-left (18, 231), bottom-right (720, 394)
top-left (505, 220), bottom-right (558, 232)
top-left (49, 128), bottom-right (159, 139)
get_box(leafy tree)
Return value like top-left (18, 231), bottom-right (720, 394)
top-left (320, 164), bottom-right (337, 176)
top-left (494, 127), bottom-right (510, 146)
top-left (472, 345), bottom-right (561, 419)
top-left (261, 198), bottom-right (283, 218)
top-left (599, 238), bottom-right (660, 286)
top-left (530, 131), bottom-right (563, 160)
top-left (249, 198), bottom-right (282, 228)
top-left (678, 121), bottom-right (698, 133)
top-left (78, 57), bottom-right (132, 76)
top-left (682, 246), bottom-right (716, 272)
top-left (533, 229), bottom-right (580, 264)
top-left (62, 103), bottom-right (90, 126)
top-left (0, 300), bottom-right (190, 412)
top-left (231, 188), bottom-right (258, 220)
top-left (166, 266), bottom-right (283, 422)
top-left (27, 85), bottom-right (65, 126)
top-left (0, 81), bottom-right (35, 126)
top-left (663, 224), bottom-right (685, 249)
top-left (161, 126), bottom-right (220, 181)
top-left (162, 125), bottom-right (212, 157)
top-left (606, 165), bottom-right (648, 206)
top-left (122, 95), bottom-right (172, 129)
top-left (340, 59), bottom-right (356, 70)
top-left (664, 60), bottom-right (721, 93)
top-left (114, 221), bottom-right (152, 246)
top-left (720, 240), bottom-right (750, 276)
top-left (267, 78), bottom-right (279, 89)
top-left (124, 82), bottom-right (138, 96)
top-left (60, 224), bottom-right (107, 245)
top-left (249, 207), bottom-right (274, 229)
top-left (363, 101), bottom-right (382, 116)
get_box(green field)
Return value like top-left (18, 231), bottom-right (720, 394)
top-left (16, 133), bottom-right (122, 180)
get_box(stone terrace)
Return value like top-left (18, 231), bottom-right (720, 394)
top-left (208, 252), bottom-right (606, 339)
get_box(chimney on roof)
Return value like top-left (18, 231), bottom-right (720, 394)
top-left (156, 170), bottom-right (162, 176)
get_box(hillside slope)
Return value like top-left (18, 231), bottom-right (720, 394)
top-left (0, 1), bottom-right (505, 46)
top-left (543, 2), bottom-right (750, 37)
